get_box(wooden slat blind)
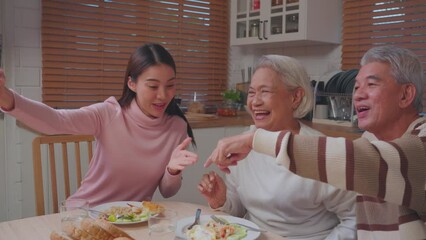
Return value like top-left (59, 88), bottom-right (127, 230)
top-left (342, 0), bottom-right (426, 112)
top-left (42, 0), bottom-right (229, 109)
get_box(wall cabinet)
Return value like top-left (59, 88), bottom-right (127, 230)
top-left (230, 0), bottom-right (341, 46)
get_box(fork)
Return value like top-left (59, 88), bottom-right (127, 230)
top-left (210, 215), bottom-right (266, 232)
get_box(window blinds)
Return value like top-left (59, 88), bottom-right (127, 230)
top-left (342, 0), bottom-right (425, 69)
top-left (342, 0), bottom-right (426, 111)
top-left (42, 0), bottom-right (229, 109)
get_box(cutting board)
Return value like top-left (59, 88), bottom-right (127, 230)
top-left (185, 113), bottom-right (218, 121)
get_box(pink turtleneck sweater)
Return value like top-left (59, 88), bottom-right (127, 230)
top-left (8, 92), bottom-right (187, 207)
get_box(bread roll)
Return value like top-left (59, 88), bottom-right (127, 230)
top-left (62, 222), bottom-right (98, 240)
top-left (113, 238), bottom-right (133, 240)
top-left (94, 219), bottom-right (135, 240)
top-left (49, 231), bottom-right (75, 240)
top-left (81, 218), bottom-right (114, 240)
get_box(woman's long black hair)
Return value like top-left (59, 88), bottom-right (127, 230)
top-left (118, 43), bottom-right (195, 146)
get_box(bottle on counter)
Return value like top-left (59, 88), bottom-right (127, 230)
top-left (315, 81), bottom-right (328, 119)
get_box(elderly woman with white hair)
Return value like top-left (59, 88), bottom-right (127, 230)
top-left (198, 55), bottom-right (357, 240)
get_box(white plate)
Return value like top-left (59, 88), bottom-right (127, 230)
top-left (89, 201), bottom-right (147, 225)
top-left (175, 215), bottom-right (261, 239)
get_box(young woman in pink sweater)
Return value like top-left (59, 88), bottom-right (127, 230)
top-left (0, 43), bottom-right (198, 207)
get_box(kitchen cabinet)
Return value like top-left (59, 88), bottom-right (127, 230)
top-left (153, 125), bottom-right (249, 205)
top-left (230, 0), bottom-right (341, 46)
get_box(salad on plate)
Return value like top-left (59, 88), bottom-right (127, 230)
top-left (90, 201), bottom-right (164, 224)
top-left (186, 217), bottom-right (248, 240)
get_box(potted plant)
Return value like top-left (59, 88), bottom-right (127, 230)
top-left (217, 89), bottom-right (242, 117)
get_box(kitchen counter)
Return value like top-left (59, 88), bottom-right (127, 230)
top-left (302, 121), bottom-right (363, 140)
top-left (187, 111), bottom-right (254, 128)
top-left (187, 111), bottom-right (362, 140)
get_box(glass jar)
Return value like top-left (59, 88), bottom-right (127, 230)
top-left (250, 23), bottom-right (259, 37)
top-left (286, 14), bottom-right (299, 33)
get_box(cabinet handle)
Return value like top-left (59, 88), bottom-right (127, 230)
top-left (258, 21), bottom-right (263, 40)
top-left (263, 20), bottom-right (268, 40)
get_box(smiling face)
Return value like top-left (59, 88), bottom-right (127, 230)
top-left (128, 64), bottom-right (176, 118)
top-left (353, 61), bottom-right (415, 139)
top-left (247, 67), bottom-right (302, 132)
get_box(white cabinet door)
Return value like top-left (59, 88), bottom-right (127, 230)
top-left (152, 125), bottom-right (250, 205)
top-left (230, 0), bottom-right (341, 46)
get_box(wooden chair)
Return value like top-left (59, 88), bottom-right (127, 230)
top-left (32, 134), bottom-right (95, 216)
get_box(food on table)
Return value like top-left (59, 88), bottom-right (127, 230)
top-left (186, 225), bottom-right (216, 240)
top-left (95, 219), bottom-right (134, 239)
top-left (50, 218), bottom-right (134, 240)
top-left (50, 231), bottom-right (74, 240)
top-left (142, 201), bottom-right (165, 214)
top-left (102, 205), bottom-right (147, 222)
top-left (186, 218), bottom-right (247, 240)
top-left (80, 218), bottom-right (113, 239)
top-left (99, 201), bottom-right (163, 223)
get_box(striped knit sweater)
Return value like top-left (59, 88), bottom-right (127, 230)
top-left (252, 117), bottom-right (426, 240)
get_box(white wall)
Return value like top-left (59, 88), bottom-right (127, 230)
top-left (1, 0), bottom-right (42, 221)
top-left (0, 0), bottom-right (341, 221)
top-left (228, 44), bottom-right (342, 88)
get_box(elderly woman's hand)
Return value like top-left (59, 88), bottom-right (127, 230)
top-left (204, 131), bottom-right (255, 173)
top-left (167, 137), bottom-right (198, 175)
top-left (197, 171), bottom-right (226, 209)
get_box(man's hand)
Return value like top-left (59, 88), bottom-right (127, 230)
top-left (204, 131), bottom-right (255, 173)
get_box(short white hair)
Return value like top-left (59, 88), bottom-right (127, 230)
top-left (254, 55), bottom-right (313, 118)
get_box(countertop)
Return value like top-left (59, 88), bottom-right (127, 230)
top-left (187, 111), bottom-right (362, 140)
top-left (186, 111), bottom-right (254, 129)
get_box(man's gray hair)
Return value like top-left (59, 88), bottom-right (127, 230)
top-left (361, 45), bottom-right (424, 113)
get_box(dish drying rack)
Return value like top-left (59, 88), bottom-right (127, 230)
top-left (313, 87), bottom-right (355, 127)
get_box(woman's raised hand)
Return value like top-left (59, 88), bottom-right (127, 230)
top-left (197, 171), bottom-right (226, 209)
top-left (167, 137), bottom-right (198, 174)
top-left (0, 68), bottom-right (15, 110)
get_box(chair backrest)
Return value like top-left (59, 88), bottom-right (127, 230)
top-left (32, 134), bottom-right (95, 216)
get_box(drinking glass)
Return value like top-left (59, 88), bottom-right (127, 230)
top-left (148, 209), bottom-right (177, 240)
top-left (59, 198), bottom-right (89, 231)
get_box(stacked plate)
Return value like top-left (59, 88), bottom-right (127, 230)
top-left (324, 69), bottom-right (358, 94)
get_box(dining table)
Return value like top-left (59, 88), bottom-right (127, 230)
top-left (0, 201), bottom-right (286, 239)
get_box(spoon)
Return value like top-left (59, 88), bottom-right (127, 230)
top-left (187, 208), bottom-right (201, 230)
